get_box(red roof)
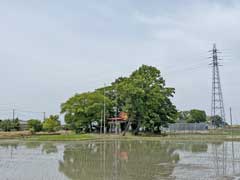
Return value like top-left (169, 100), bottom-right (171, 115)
top-left (108, 117), bottom-right (126, 121)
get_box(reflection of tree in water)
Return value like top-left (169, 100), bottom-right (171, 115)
top-left (0, 142), bottom-right (18, 149)
top-left (42, 143), bottom-right (58, 154)
top-left (59, 141), bottom-right (180, 180)
top-left (190, 144), bottom-right (208, 153)
top-left (0, 142), bottom-right (19, 159)
top-left (24, 142), bottom-right (41, 149)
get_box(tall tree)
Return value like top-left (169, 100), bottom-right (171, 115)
top-left (61, 65), bottom-right (177, 134)
top-left (61, 92), bottom-right (111, 133)
top-left (112, 65), bottom-right (177, 134)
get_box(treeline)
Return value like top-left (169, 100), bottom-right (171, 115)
top-left (0, 115), bottom-right (61, 133)
top-left (27, 115), bottom-right (61, 132)
top-left (0, 119), bottom-right (20, 131)
top-left (178, 110), bottom-right (225, 127)
top-left (61, 65), bottom-right (177, 134)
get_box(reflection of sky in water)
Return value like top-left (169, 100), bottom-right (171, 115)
top-left (0, 140), bottom-right (240, 180)
top-left (172, 142), bottom-right (240, 180)
top-left (0, 142), bottom-right (66, 180)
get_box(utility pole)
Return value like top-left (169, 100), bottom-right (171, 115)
top-left (230, 107), bottom-right (233, 127)
top-left (230, 107), bottom-right (233, 137)
top-left (229, 107), bottom-right (235, 173)
top-left (100, 111), bottom-right (103, 134)
top-left (12, 109), bottom-right (15, 121)
top-left (210, 44), bottom-right (226, 127)
top-left (103, 83), bottom-right (106, 134)
top-left (43, 112), bottom-right (46, 122)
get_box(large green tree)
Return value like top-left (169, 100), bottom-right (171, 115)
top-left (61, 92), bottom-right (111, 133)
top-left (61, 65), bottom-right (177, 134)
top-left (111, 65), bottom-right (177, 134)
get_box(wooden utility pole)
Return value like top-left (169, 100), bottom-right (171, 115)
top-left (103, 84), bottom-right (106, 134)
top-left (100, 111), bottom-right (103, 134)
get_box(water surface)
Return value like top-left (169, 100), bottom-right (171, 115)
top-left (0, 140), bottom-right (240, 180)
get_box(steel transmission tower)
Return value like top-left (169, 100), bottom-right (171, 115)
top-left (210, 44), bottom-right (226, 125)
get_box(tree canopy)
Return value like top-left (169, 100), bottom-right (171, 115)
top-left (211, 115), bottom-right (226, 127)
top-left (61, 65), bottom-right (177, 134)
top-left (178, 109), bottom-right (207, 123)
top-left (110, 65), bottom-right (177, 134)
top-left (61, 91), bottom-right (111, 133)
top-left (28, 119), bottom-right (42, 132)
top-left (0, 118), bottom-right (20, 132)
top-left (43, 115), bottom-right (61, 132)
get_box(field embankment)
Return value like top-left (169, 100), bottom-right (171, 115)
top-left (1, 128), bottom-right (240, 142)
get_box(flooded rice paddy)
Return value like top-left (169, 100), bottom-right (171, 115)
top-left (0, 140), bottom-right (240, 180)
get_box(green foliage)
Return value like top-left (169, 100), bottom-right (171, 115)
top-left (0, 120), bottom-right (13, 131)
top-left (111, 65), bottom-right (177, 134)
top-left (211, 115), bottom-right (225, 127)
top-left (61, 65), bottom-right (177, 134)
top-left (12, 118), bottom-right (20, 131)
top-left (188, 109), bottom-right (207, 123)
top-left (61, 92), bottom-right (111, 133)
top-left (179, 109), bottom-right (207, 123)
top-left (28, 119), bottom-right (42, 132)
top-left (43, 115), bottom-right (61, 132)
top-left (0, 118), bottom-right (20, 132)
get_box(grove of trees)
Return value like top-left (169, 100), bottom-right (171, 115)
top-left (178, 109), bottom-right (207, 123)
top-left (61, 65), bottom-right (178, 134)
top-left (0, 115), bottom-right (61, 132)
top-left (0, 118), bottom-right (20, 131)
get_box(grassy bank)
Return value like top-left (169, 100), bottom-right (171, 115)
top-left (1, 129), bottom-right (240, 142)
top-left (28, 134), bottom-right (95, 141)
top-left (0, 131), bottom-right (96, 141)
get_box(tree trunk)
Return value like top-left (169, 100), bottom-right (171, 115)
top-left (122, 120), bottom-right (130, 136)
top-left (133, 114), bottom-right (141, 135)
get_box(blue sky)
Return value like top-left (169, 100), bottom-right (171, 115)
top-left (0, 0), bottom-right (240, 123)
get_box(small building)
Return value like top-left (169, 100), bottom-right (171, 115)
top-left (19, 120), bottom-right (29, 131)
top-left (108, 112), bottom-right (128, 133)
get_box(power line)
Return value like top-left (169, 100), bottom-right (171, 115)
top-left (0, 108), bottom-right (47, 121)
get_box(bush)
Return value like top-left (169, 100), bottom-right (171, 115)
top-left (28, 119), bottom-right (42, 132)
top-left (0, 120), bottom-right (12, 131)
top-left (43, 115), bottom-right (61, 132)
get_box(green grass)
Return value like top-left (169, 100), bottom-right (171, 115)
top-left (26, 133), bottom-right (96, 141)
top-left (1, 128), bottom-right (240, 142)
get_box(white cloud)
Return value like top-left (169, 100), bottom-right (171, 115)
top-left (0, 1), bottom-right (240, 123)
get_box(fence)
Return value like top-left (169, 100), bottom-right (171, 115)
top-left (167, 123), bottom-right (208, 133)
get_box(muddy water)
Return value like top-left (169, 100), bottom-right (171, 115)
top-left (0, 140), bottom-right (239, 180)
